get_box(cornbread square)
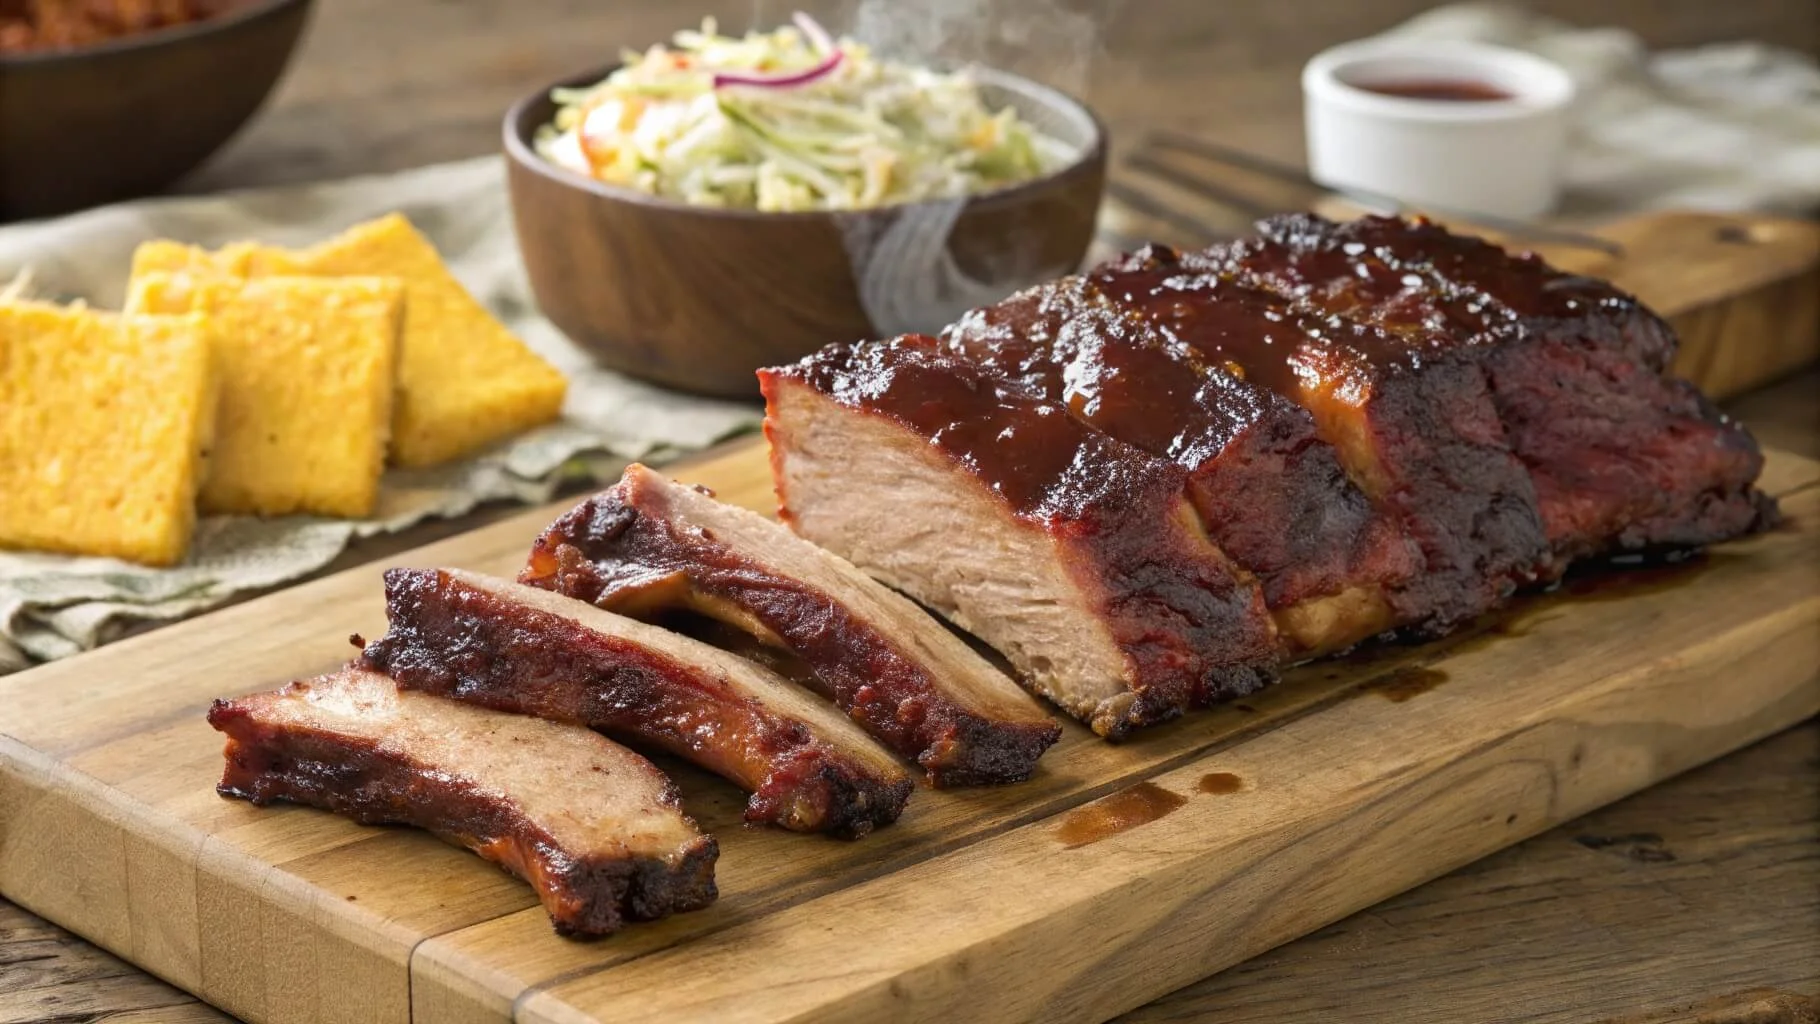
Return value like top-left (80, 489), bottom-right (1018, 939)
top-left (281, 214), bottom-right (567, 467)
top-left (0, 302), bottom-right (216, 566)
top-left (129, 274), bottom-right (403, 519)
top-left (127, 215), bottom-right (566, 468)
top-left (128, 239), bottom-right (270, 283)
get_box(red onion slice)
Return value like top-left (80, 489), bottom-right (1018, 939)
top-left (713, 11), bottom-right (843, 89)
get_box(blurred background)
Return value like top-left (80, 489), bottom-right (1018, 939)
top-left (3, 0), bottom-right (1815, 232)
top-left (186, 0), bottom-right (1819, 198)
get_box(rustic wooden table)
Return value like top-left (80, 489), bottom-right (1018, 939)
top-left (3, 1), bottom-right (1817, 1021)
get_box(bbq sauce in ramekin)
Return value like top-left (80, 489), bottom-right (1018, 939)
top-left (1354, 78), bottom-right (1514, 102)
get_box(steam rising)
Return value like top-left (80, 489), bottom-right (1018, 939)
top-left (860, 0), bottom-right (1106, 93)
top-left (751, 0), bottom-right (1115, 95)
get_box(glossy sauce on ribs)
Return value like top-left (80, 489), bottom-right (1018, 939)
top-left (1253, 213), bottom-right (1676, 368)
top-left (762, 336), bottom-right (1278, 738)
top-left (521, 463), bottom-right (1061, 786)
top-left (208, 667), bottom-right (718, 937)
top-left (1233, 214), bottom-right (1774, 567)
top-left (1092, 248), bottom-right (1549, 629)
top-left (360, 568), bottom-right (912, 838)
top-left (941, 280), bottom-right (1416, 654)
top-left (762, 214), bottom-right (1776, 739)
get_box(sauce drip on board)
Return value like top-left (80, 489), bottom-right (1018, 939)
top-left (1198, 772), bottom-right (1244, 794)
top-left (1370, 665), bottom-right (1449, 702)
top-left (1055, 782), bottom-right (1187, 848)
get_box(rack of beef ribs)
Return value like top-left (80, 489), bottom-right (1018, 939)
top-left (759, 335), bottom-right (1280, 739)
top-left (940, 277), bottom-right (1418, 656)
top-left (1218, 213), bottom-right (1776, 571)
top-left (359, 568), bottom-right (913, 838)
top-left (1088, 246), bottom-right (1550, 632)
top-left (208, 667), bottom-right (718, 937)
top-left (520, 464), bottom-right (1062, 786)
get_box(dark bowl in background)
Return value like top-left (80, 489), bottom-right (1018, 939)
top-left (504, 64), bottom-right (1107, 398)
top-left (0, 0), bottom-right (314, 222)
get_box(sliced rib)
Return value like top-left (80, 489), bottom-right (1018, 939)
top-left (941, 276), bottom-right (1417, 655)
top-left (1091, 246), bottom-right (1550, 630)
top-left (520, 463), bottom-right (1062, 786)
top-left (359, 568), bottom-right (912, 838)
top-left (207, 667), bottom-right (717, 938)
top-left (760, 335), bottom-right (1279, 739)
top-left (1234, 213), bottom-right (1775, 568)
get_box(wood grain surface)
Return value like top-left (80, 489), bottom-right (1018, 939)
top-left (1118, 715), bottom-right (1820, 1024)
top-left (2, 442), bottom-right (1816, 1023)
top-left (7, 709), bottom-right (1815, 1024)
top-left (4, 0), bottom-right (1818, 1020)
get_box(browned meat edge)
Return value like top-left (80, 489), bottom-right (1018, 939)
top-left (940, 275), bottom-right (1417, 654)
top-left (762, 335), bottom-right (1279, 737)
top-left (1243, 213), bottom-right (1776, 567)
top-left (208, 673), bottom-right (718, 937)
top-left (360, 568), bottom-right (912, 838)
top-left (521, 470), bottom-right (1061, 786)
top-left (1093, 246), bottom-right (1550, 630)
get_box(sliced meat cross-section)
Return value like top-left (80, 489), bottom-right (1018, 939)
top-left (521, 463), bottom-right (1062, 786)
top-left (941, 276), bottom-right (1418, 655)
top-left (761, 335), bottom-right (1280, 738)
top-left (208, 667), bottom-right (718, 937)
top-left (359, 568), bottom-right (913, 838)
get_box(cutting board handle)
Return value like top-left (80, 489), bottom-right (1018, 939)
top-left (1533, 211), bottom-right (1819, 319)
top-left (1562, 212), bottom-right (1819, 401)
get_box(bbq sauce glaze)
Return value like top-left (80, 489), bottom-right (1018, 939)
top-left (362, 568), bottom-right (912, 838)
top-left (1091, 246), bottom-right (1413, 392)
top-left (1353, 78), bottom-right (1513, 102)
top-left (942, 284), bottom-right (1270, 464)
top-left (792, 334), bottom-right (1196, 520)
top-left (779, 335), bottom-right (1283, 728)
top-left (941, 278), bottom-right (1410, 613)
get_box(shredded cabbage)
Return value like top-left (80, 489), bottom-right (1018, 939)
top-left (534, 16), bottom-right (1070, 212)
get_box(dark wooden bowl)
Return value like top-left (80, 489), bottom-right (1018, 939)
top-left (0, 0), bottom-right (314, 222)
top-left (504, 65), bottom-right (1107, 398)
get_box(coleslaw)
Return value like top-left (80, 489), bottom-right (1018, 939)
top-left (534, 14), bottom-right (1071, 213)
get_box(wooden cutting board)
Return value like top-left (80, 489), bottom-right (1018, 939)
top-left (1, 210), bottom-right (1818, 1024)
top-left (1, 447), bottom-right (1815, 1024)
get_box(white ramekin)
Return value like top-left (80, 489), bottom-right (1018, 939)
top-left (1302, 40), bottom-right (1576, 219)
